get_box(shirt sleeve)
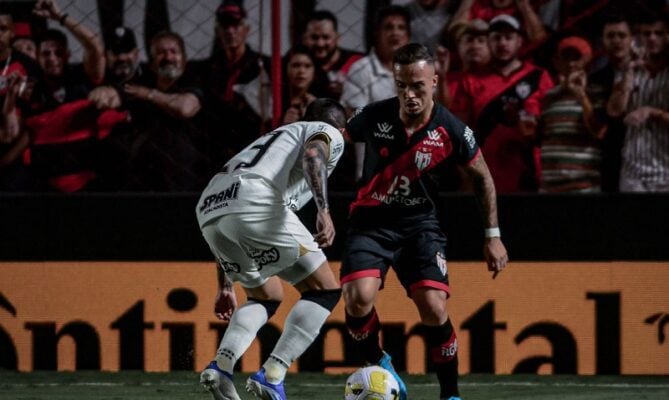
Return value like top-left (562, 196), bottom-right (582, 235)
top-left (444, 109), bottom-right (480, 165)
top-left (341, 59), bottom-right (371, 110)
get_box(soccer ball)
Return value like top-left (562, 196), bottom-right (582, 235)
top-left (344, 365), bottom-right (400, 400)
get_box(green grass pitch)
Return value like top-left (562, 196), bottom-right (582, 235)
top-left (1, 371), bottom-right (668, 399)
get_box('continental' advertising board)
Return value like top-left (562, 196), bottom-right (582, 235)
top-left (1, 262), bottom-right (667, 374)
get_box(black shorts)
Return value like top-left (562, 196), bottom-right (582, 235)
top-left (340, 216), bottom-right (450, 297)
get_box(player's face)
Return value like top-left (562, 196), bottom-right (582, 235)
top-left (458, 33), bottom-right (490, 68)
top-left (394, 60), bottom-right (437, 117)
top-left (217, 20), bottom-right (250, 51)
top-left (639, 22), bottom-right (668, 56)
top-left (151, 37), bottom-right (184, 79)
top-left (0, 15), bottom-right (15, 54)
top-left (106, 48), bottom-right (139, 81)
top-left (38, 40), bottom-right (68, 78)
top-left (602, 22), bottom-right (632, 61)
top-left (489, 30), bottom-right (522, 62)
top-left (13, 38), bottom-right (36, 60)
top-left (377, 15), bottom-right (410, 55)
top-left (303, 20), bottom-right (338, 62)
top-left (287, 53), bottom-right (314, 91)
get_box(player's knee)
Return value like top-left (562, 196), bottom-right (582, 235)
top-left (342, 279), bottom-right (378, 313)
top-left (301, 288), bottom-right (342, 312)
top-left (248, 298), bottom-right (282, 319)
top-left (413, 289), bottom-right (449, 325)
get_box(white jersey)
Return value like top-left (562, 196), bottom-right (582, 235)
top-left (196, 121), bottom-right (344, 227)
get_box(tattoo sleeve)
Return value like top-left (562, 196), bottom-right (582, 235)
top-left (466, 155), bottom-right (499, 229)
top-left (216, 263), bottom-right (232, 290)
top-left (303, 135), bottom-right (330, 211)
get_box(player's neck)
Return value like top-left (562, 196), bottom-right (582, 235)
top-left (401, 99), bottom-right (434, 135)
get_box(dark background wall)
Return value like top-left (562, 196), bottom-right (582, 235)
top-left (1, 193), bottom-right (668, 261)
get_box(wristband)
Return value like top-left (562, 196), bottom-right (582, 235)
top-left (485, 227), bottom-right (501, 238)
top-left (59, 14), bottom-right (69, 26)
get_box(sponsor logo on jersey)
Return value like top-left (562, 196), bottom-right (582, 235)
top-left (371, 192), bottom-right (427, 206)
top-left (436, 252), bottom-right (447, 276)
top-left (516, 81), bottom-right (531, 99)
top-left (286, 196), bottom-right (299, 212)
top-left (217, 257), bottom-right (241, 273)
top-left (246, 247), bottom-right (280, 269)
top-left (333, 142), bottom-right (343, 156)
top-left (463, 126), bottom-right (476, 150)
top-left (377, 122), bottom-right (393, 133)
top-left (422, 129), bottom-right (444, 148)
top-left (373, 122), bottom-right (394, 140)
top-left (199, 181), bottom-right (240, 213)
top-left (415, 150), bottom-right (432, 170)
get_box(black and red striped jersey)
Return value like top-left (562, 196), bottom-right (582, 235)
top-left (347, 97), bottom-right (480, 221)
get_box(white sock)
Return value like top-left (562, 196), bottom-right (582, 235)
top-left (214, 301), bottom-right (268, 374)
top-left (263, 299), bottom-right (331, 383)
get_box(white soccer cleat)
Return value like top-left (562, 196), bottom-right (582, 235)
top-left (200, 361), bottom-right (241, 400)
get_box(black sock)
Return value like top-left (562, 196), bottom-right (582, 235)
top-left (345, 307), bottom-right (383, 363)
top-left (427, 318), bottom-right (459, 398)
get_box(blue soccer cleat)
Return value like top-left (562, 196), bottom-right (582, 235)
top-left (377, 351), bottom-right (408, 400)
top-left (444, 397), bottom-right (462, 400)
top-left (200, 361), bottom-right (241, 400)
top-left (246, 367), bottom-right (287, 400)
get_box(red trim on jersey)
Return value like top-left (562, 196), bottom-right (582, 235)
top-left (467, 148), bottom-right (482, 166)
top-left (350, 126), bottom-right (454, 214)
top-left (339, 53), bottom-right (363, 75)
top-left (340, 269), bottom-right (382, 285)
top-left (409, 280), bottom-right (451, 297)
top-left (48, 171), bottom-right (96, 192)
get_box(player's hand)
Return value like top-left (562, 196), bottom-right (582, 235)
top-left (88, 86), bottom-right (122, 109)
top-left (33, 0), bottom-right (63, 21)
top-left (484, 237), bottom-right (508, 279)
top-left (214, 288), bottom-right (237, 321)
top-left (314, 208), bottom-right (335, 248)
top-left (624, 106), bottom-right (654, 127)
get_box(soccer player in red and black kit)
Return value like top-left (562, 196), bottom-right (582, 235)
top-left (341, 43), bottom-right (508, 400)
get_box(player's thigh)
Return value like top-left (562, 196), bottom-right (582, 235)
top-left (412, 287), bottom-right (449, 325)
top-left (395, 227), bottom-right (451, 297)
top-left (340, 229), bottom-right (396, 285)
top-left (294, 258), bottom-right (339, 292)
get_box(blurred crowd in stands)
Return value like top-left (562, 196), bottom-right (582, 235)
top-left (1, 0), bottom-right (669, 193)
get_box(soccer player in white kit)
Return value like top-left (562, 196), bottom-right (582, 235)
top-left (196, 99), bottom-right (347, 400)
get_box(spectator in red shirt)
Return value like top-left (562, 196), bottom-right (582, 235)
top-left (452, 0), bottom-right (547, 43)
top-left (450, 14), bottom-right (553, 192)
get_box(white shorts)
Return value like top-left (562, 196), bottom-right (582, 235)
top-left (201, 209), bottom-right (326, 288)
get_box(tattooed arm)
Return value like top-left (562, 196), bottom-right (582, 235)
top-left (463, 154), bottom-right (509, 278)
top-left (303, 134), bottom-right (335, 247)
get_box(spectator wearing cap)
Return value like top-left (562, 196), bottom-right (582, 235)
top-left (451, 0), bottom-right (546, 43)
top-left (588, 14), bottom-right (634, 192)
top-left (90, 30), bottom-right (208, 191)
top-left (199, 0), bottom-right (271, 169)
top-left (341, 5), bottom-right (411, 115)
top-left (104, 26), bottom-right (142, 85)
top-left (608, 14), bottom-right (669, 192)
top-left (450, 14), bottom-right (553, 192)
top-left (538, 36), bottom-right (606, 193)
top-left (436, 18), bottom-right (490, 107)
top-left (0, 6), bottom-right (41, 191)
top-left (301, 10), bottom-right (363, 100)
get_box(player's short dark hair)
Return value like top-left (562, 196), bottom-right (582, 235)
top-left (393, 43), bottom-right (434, 66)
top-left (306, 10), bottom-right (338, 31)
top-left (149, 30), bottom-right (186, 58)
top-left (303, 98), bottom-right (347, 130)
top-left (374, 5), bottom-right (411, 33)
top-left (36, 29), bottom-right (68, 49)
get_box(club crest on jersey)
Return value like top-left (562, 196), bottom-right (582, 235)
top-left (374, 122), bottom-right (394, 140)
top-left (436, 252), bottom-right (447, 276)
top-left (516, 81), bottom-right (531, 99)
top-left (415, 150), bottom-right (432, 170)
top-left (464, 126), bottom-right (476, 150)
